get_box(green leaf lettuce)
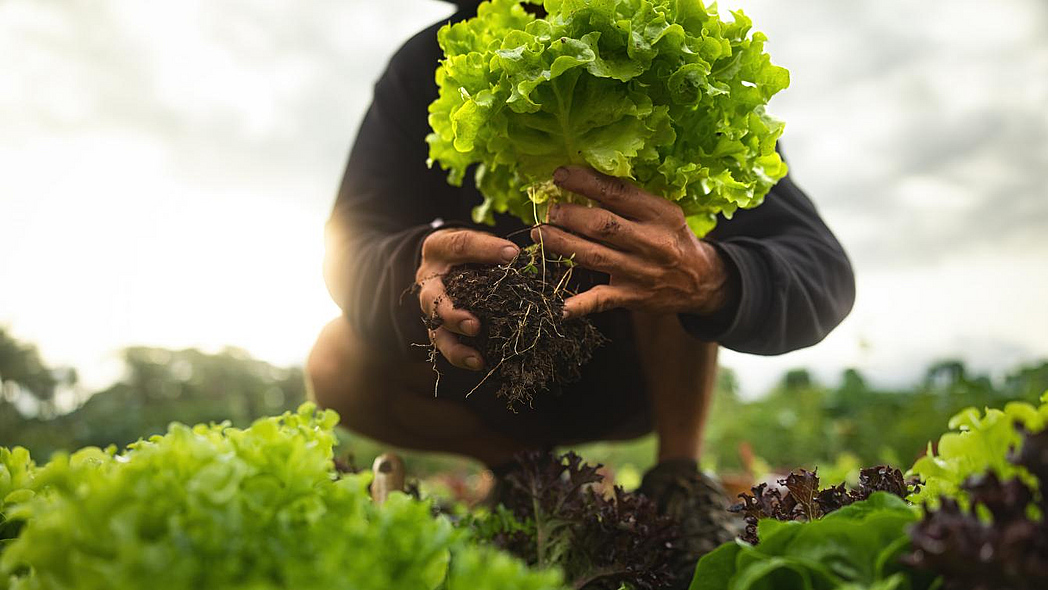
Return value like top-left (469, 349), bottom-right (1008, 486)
top-left (690, 493), bottom-right (931, 590)
top-left (0, 404), bottom-right (564, 590)
top-left (907, 392), bottom-right (1048, 510)
top-left (427, 0), bottom-right (789, 235)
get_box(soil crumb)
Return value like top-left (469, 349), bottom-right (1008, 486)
top-left (430, 248), bottom-right (606, 411)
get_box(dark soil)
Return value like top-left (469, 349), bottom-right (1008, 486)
top-left (428, 247), bottom-right (605, 411)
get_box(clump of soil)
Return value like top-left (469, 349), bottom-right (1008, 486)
top-left (428, 246), bottom-right (605, 411)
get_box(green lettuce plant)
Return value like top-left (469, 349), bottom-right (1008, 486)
top-left (907, 392), bottom-right (1048, 510)
top-left (0, 404), bottom-right (564, 590)
top-left (427, 0), bottom-right (789, 235)
top-left (691, 493), bottom-right (929, 590)
top-left (904, 430), bottom-right (1048, 590)
top-left (691, 393), bottom-right (1048, 590)
top-left (0, 447), bottom-right (35, 546)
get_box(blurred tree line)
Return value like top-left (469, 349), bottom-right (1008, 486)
top-left (2, 327), bottom-right (1047, 477)
top-left (1, 328), bottom-right (307, 459)
top-left (700, 359), bottom-right (1048, 473)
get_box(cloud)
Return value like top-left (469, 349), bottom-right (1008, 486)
top-left (0, 1), bottom-right (456, 387)
top-left (735, 0), bottom-right (1048, 271)
top-left (705, 0), bottom-right (1048, 394)
top-left (0, 0), bottom-right (456, 205)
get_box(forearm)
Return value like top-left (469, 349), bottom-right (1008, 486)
top-left (323, 214), bottom-right (436, 356)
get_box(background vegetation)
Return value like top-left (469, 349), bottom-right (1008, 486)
top-left (3, 327), bottom-right (1046, 497)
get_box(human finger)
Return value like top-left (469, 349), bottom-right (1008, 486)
top-left (434, 294), bottom-right (481, 336)
top-left (562, 285), bottom-right (634, 318)
top-left (430, 327), bottom-right (484, 371)
top-left (417, 274), bottom-right (445, 318)
top-left (547, 202), bottom-right (648, 253)
top-left (417, 275), bottom-right (480, 336)
top-left (552, 166), bottom-right (676, 222)
top-left (532, 225), bottom-right (647, 277)
top-left (422, 229), bottom-right (520, 266)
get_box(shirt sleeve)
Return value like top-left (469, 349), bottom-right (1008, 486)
top-left (324, 22), bottom-right (463, 357)
top-left (329, 16), bottom-right (854, 359)
top-left (678, 174), bottom-right (856, 355)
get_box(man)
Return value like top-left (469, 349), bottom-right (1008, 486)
top-left (307, 0), bottom-right (854, 565)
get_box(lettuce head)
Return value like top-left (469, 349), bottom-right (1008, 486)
top-left (427, 0), bottom-right (790, 236)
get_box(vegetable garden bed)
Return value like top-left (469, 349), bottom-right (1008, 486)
top-left (2, 394), bottom-right (1046, 589)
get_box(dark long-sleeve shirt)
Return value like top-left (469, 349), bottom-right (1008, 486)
top-left (325, 12), bottom-right (855, 360)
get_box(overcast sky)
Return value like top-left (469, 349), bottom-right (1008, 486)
top-left (1, 0), bottom-right (1046, 399)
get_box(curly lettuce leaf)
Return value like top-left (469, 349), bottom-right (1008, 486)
top-left (904, 459), bottom-right (1048, 590)
top-left (427, 0), bottom-right (789, 235)
top-left (0, 404), bottom-right (565, 590)
top-left (0, 447), bottom-right (36, 551)
top-left (906, 392), bottom-right (1048, 510)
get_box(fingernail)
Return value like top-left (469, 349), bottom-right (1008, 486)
top-left (501, 245), bottom-right (519, 262)
top-left (553, 167), bottom-right (569, 183)
top-left (548, 204), bottom-right (559, 220)
top-left (561, 309), bottom-right (570, 320)
top-left (459, 319), bottom-right (478, 335)
top-left (465, 356), bottom-right (482, 370)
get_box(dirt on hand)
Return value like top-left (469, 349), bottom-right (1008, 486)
top-left (427, 247), bottom-right (606, 411)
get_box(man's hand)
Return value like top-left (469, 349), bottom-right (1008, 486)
top-left (417, 228), bottom-right (519, 371)
top-left (532, 166), bottom-right (735, 319)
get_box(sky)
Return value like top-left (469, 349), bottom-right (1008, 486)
top-left (0, 0), bottom-right (1046, 400)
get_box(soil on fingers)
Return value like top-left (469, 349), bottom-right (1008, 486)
top-left (436, 251), bottom-right (605, 411)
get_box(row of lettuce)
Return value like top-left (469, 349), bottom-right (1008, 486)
top-left (0, 406), bottom-right (561, 590)
top-left (694, 393), bottom-right (1048, 590)
top-left (2, 394), bottom-right (1047, 590)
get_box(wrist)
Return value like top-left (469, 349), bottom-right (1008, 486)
top-left (690, 240), bottom-right (738, 316)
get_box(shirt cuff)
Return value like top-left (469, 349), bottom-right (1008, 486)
top-left (678, 239), bottom-right (773, 346)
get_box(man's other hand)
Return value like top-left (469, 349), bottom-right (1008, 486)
top-left (417, 229), bottom-right (519, 371)
top-left (532, 166), bottom-right (736, 319)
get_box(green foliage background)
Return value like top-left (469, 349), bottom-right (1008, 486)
top-left (2, 327), bottom-right (1047, 486)
top-left (575, 360), bottom-right (1048, 486)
